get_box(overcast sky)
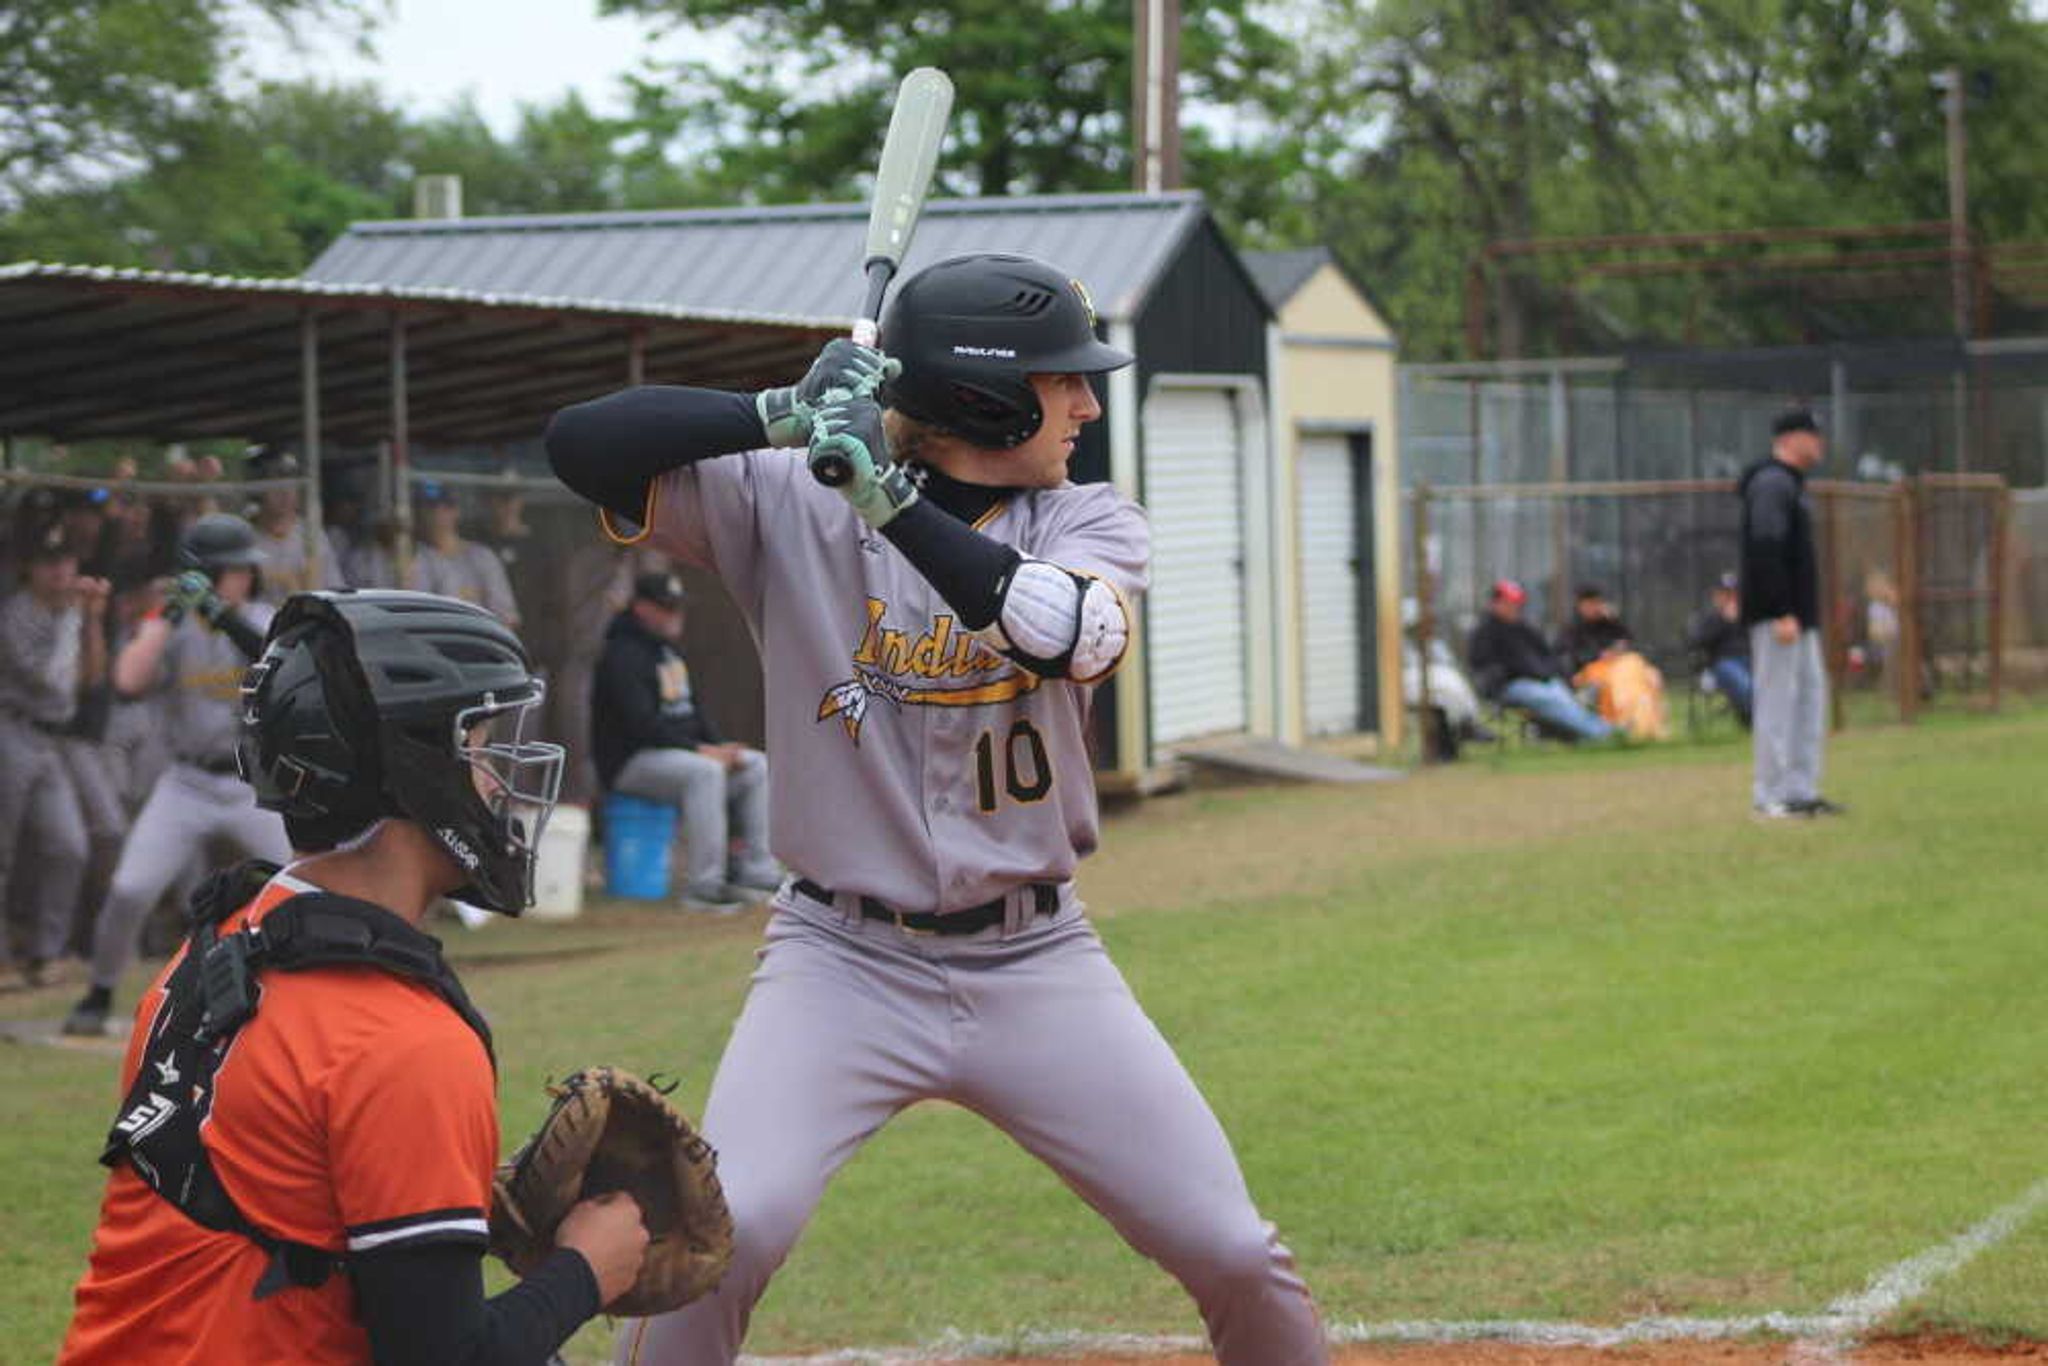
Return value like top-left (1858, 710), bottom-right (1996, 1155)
top-left (245, 0), bottom-right (670, 132)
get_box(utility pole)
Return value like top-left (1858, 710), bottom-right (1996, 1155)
top-left (1932, 64), bottom-right (1973, 470)
top-left (1131, 0), bottom-right (1182, 192)
top-left (1937, 65), bottom-right (1971, 339)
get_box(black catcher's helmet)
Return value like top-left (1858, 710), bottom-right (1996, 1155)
top-left (180, 513), bottom-right (266, 581)
top-left (235, 590), bottom-right (564, 915)
top-left (880, 253), bottom-right (1133, 449)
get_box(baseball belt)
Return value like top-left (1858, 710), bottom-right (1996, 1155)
top-left (793, 878), bottom-right (1058, 937)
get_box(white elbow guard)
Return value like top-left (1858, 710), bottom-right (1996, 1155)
top-left (980, 558), bottom-right (1130, 682)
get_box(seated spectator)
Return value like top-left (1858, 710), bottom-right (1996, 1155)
top-left (409, 481), bottom-right (521, 626)
top-left (592, 572), bottom-right (778, 912)
top-left (1401, 599), bottom-right (1495, 760)
top-left (1564, 585), bottom-right (1669, 741)
top-left (1467, 579), bottom-right (1613, 743)
top-left (1688, 572), bottom-right (1754, 726)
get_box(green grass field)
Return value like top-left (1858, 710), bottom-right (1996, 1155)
top-left (3, 707), bottom-right (2043, 1361)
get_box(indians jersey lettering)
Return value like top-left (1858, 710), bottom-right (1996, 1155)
top-left (647, 450), bottom-right (1147, 914)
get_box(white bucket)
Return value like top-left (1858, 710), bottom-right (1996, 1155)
top-left (530, 804), bottom-right (589, 920)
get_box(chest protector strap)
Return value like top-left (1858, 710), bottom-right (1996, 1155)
top-left (98, 861), bottom-right (495, 1300)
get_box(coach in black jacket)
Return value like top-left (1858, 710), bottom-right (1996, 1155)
top-left (1737, 410), bottom-right (1841, 818)
top-left (592, 572), bottom-right (779, 910)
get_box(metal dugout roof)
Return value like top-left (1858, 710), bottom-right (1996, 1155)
top-left (307, 193), bottom-right (1213, 325)
top-left (0, 262), bottom-right (833, 444)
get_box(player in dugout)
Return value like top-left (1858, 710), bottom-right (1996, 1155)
top-left (60, 590), bottom-right (648, 1366)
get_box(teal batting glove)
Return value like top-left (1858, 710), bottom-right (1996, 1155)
top-left (163, 570), bottom-right (218, 627)
top-left (807, 396), bottom-right (919, 529)
top-left (757, 339), bottom-right (900, 448)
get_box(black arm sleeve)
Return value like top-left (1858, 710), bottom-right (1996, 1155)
top-left (354, 1243), bottom-right (601, 1366)
top-left (215, 606), bottom-right (268, 662)
top-left (878, 497), bottom-right (1022, 631)
top-left (545, 386), bottom-right (768, 523)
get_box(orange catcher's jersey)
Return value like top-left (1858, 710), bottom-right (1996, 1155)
top-left (60, 871), bottom-right (498, 1366)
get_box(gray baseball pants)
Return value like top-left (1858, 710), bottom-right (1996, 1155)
top-left (86, 764), bottom-right (290, 991)
top-left (0, 718), bottom-right (90, 964)
top-left (1750, 623), bottom-right (1828, 809)
top-left (613, 894), bottom-right (1328, 1366)
top-left (611, 748), bottom-right (773, 892)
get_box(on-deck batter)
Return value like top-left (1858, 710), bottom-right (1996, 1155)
top-left (63, 514), bottom-right (289, 1037)
top-left (547, 252), bottom-right (1328, 1365)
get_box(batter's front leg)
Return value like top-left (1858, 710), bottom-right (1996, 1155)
top-left (953, 922), bottom-right (1329, 1366)
top-left (616, 908), bottom-right (944, 1365)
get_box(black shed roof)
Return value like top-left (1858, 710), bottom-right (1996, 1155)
top-left (308, 193), bottom-right (1215, 325)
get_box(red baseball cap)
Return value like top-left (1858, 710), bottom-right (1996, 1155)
top-left (1491, 578), bottom-right (1527, 605)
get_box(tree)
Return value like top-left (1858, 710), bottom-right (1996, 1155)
top-left (598, 0), bottom-right (1295, 202)
top-left (0, 0), bottom-right (371, 209)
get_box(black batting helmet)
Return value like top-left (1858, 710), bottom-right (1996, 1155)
top-left (179, 513), bottom-right (266, 578)
top-left (880, 253), bottom-right (1133, 449)
top-left (236, 590), bottom-right (564, 916)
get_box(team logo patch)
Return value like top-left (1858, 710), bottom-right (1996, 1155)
top-left (817, 597), bottom-right (1040, 745)
top-left (1069, 278), bottom-right (1098, 327)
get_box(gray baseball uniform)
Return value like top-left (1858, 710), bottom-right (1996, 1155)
top-left (611, 452), bottom-right (1326, 1365)
top-left (84, 606), bottom-right (289, 994)
top-left (253, 520), bottom-right (346, 598)
top-left (411, 539), bottom-right (521, 625)
top-left (0, 589), bottom-right (92, 966)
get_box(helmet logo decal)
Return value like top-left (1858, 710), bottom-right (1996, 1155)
top-left (1069, 278), bottom-right (1098, 327)
top-left (438, 827), bottom-right (482, 872)
top-left (951, 344), bottom-right (1018, 359)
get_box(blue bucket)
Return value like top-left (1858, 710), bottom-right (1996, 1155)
top-left (602, 793), bottom-right (676, 900)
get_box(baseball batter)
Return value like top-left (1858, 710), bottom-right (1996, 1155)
top-left (63, 514), bottom-right (289, 1037)
top-left (548, 253), bottom-right (1328, 1365)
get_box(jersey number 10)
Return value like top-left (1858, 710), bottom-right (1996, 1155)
top-left (974, 720), bottom-right (1052, 812)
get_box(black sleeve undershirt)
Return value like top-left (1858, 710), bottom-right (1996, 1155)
top-left (879, 497), bottom-right (1020, 631)
top-left (544, 384), bottom-right (1020, 631)
top-left (353, 1242), bottom-right (601, 1366)
top-left (215, 606), bottom-right (267, 662)
top-left (544, 386), bottom-right (766, 523)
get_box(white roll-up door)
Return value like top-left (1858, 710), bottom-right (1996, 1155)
top-left (1298, 433), bottom-right (1364, 735)
top-left (1144, 387), bottom-right (1248, 743)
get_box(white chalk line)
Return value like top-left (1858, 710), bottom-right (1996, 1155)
top-left (1787, 1175), bottom-right (2048, 1361)
top-left (741, 1178), bottom-right (2048, 1364)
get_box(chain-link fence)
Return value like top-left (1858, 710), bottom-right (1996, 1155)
top-left (1408, 475), bottom-right (2013, 744)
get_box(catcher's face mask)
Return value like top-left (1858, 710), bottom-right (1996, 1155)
top-left (386, 681), bottom-right (563, 916)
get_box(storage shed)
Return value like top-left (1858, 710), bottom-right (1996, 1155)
top-left (1245, 247), bottom-right (1404, 749)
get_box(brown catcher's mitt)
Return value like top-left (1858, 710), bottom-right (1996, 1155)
top-left (489, 1066), bottom-right (733, 1315)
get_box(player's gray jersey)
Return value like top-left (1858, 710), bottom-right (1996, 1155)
top-left (411, 540), bottom-right (520, 625)
top-left (155, 603), bottom-right (275, 765)
top-left (253, 522), bottom-right (346, 598)
top-left (0, 591), bottom-right (84, 728)
top-left (649, 450), bottom-right (1148, 914)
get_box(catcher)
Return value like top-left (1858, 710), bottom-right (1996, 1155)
top-left (62, 590), bottom-right (728, 1365)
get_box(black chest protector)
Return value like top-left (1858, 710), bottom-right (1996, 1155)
top-left (98, 861), bottom-right (495, 1300)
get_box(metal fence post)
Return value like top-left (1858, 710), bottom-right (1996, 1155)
top-left (1413, 483), bottom-right (1435, 762)
top-left (1897, 478), bottom-right (1920, 724)
top-left (1821, 489), bottom-right (1846, 732)
top-left (1990, 481), bottom-right (2010, 710)
top-left (390, 310), bottom-right (413, 591)
top-left (299, 310), bottom-right (325, 589)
